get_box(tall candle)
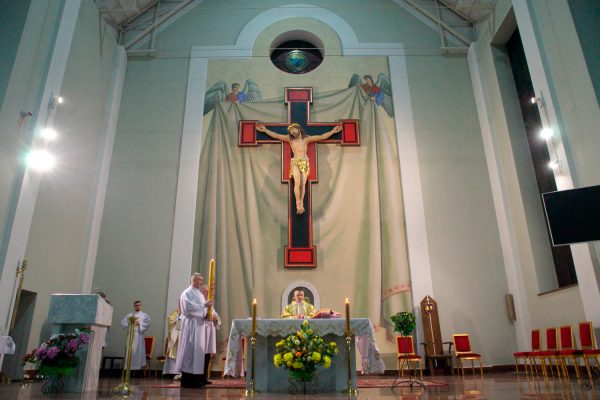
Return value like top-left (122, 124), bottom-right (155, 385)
top-left (251, 298), bottom-right (257, 336)
top-left (345, 298), bottom-right (350, 335)
top-left (207, 259), bottom-right (215, 319)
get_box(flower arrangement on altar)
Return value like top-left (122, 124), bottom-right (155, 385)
top-left (23, 327), bottom-right (91, 377)
top-left (273, 320), bottom-right (338, 381)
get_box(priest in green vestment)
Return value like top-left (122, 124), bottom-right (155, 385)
top-left (281, 289), bottom-right (315, 319)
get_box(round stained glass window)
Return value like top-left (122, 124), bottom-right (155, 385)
top-left (271, 40), bottom-right (323, 74)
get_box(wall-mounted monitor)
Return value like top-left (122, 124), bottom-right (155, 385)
top-left (542, 185), bottom-right (600, 246)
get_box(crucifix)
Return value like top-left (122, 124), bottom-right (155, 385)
top-left (238, 88), bottom-right (360, 268)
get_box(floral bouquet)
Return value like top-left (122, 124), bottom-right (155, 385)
top-left (23, 327), bottom-right (91, 377)
top-left (273, 320), bottom-right (338, 381)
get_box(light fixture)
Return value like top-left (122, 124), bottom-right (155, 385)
top-left (530, 96), bottom-right (544, 108)
top-left (548, 160), bottom-right (559, 170)
top-left (40, 127), bottom-right (57, 141)
top-left (49, 94), bottom-right (64, 109)
top-left (26, 150), bottom-right (55, 171)
top-left (540, 127), bottom-right (553, 139)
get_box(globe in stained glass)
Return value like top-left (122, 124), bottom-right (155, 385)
top-left (284, 50), bottom-right (309, 73)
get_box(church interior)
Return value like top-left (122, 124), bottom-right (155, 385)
top-left (1, 0), bottom-right (599, 398)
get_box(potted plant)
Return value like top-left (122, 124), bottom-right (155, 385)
top-left (22, 327), bottom-right (91, 394)
top-left (390, 311), bottom-right (416, 336)
top-left (273, 320), bottom-right (338, 391)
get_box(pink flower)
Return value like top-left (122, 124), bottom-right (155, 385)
top-left (35, 347), bottom-right (48, 360)
top-left (46, 346), bottom-right (60, 360)
top-left (66, 339), bottom-right (79, 353)
top-left (79, 333), bottom-right (90, 344)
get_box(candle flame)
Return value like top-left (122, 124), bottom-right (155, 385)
top-left (253, 298), bottom-right (257, 304)
top-left (345, 298), bottom-right (349, 304)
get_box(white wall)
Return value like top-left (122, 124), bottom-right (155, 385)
top-left (0, 0), bottom-right (120, 352)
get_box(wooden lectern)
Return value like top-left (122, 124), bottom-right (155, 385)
top-left (420, 296), bottom-right (453, 375)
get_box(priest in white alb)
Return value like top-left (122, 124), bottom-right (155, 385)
top-left (175, 273), bottom-right (213, 388)
top-left (120, 300), bottom-right (151, 372)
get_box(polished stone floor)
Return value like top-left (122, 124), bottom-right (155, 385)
top-left (1, 373), bottom-right (599, 399)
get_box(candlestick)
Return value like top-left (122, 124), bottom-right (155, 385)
top-left (345, 298), bottom-right (350, 334)
top-left (251, 298), bottom-right (257, 336)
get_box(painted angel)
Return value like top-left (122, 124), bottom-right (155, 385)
top-left (348, 73), bottom-right (394, 117)
top-left (203, 80), bottom-right (262, 115)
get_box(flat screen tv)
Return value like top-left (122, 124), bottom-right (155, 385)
top-left (542, 185), bottom-right (600, 246)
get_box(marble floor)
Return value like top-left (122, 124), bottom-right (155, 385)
top-left (1, 373), bottom-right (599, 399)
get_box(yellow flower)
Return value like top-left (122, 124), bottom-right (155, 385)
top-left (292, 361), bottom-right (304, 369)
top-left (323, 355), bottom-right (331, 368)
top-left (283, 352), bottom-right (294, 362)
top-left (302, 320), bottom-right (309, 326)
top-left (329, 342), bottom-right (337, 348)
top-left (273, 354), bottom-right (283, 367)
top-left (286, 361), bottom-right (292, 367)
top-left (276, 340), bottom-right (285, 347)
top-left (311, 352), bottom-right (321, 362)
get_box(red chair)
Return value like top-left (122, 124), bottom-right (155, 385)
top-left (578, 321), bottom-right (600, 379)
top-left (514, 329), bottom-right (542, 378)
top-left (144, 336), bottom-right (155, 377)
top-left (452, 334), bottom-right (483, 377)
top-left (537, 328), bottom-right (561, 378)
top-left (396, 336), bottom-right (422, 379)
top-left (558, 325), bottom-right (583, 380)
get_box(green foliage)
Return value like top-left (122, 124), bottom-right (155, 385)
top-left (273, 320), bottom-right (338, 381)
top-left (390, 312), bottom-right (416, 336)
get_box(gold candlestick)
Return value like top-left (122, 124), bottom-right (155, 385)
top-left (246, 298), bottom-right (259, 396)
top-left (344, 298), bottom-right (357, 395)
top-left (114, 307), bottom-right (137, 395)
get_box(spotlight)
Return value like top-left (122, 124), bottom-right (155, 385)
top-left (540, 128), bottom-right (553, 139)
top-left (40, 127), bottom-right (57, 141)
top-left (49, 94), bottom-right (64, 109)
top-left (530, 96), bottom-right (544, 108)
top-left (548, 160), bottom-right (559, 170)
top-left (27, 150), bottom-right (55, 171)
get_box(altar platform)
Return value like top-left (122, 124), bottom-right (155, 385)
top-left (223, 318), bottom-right (384, 393)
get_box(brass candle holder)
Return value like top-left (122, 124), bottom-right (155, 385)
top-left (114, 314), bottom-right (137, 395)
top-left (344, 298), bottom-right (357, 396)
top-left (246, 299), bottom-right (259, 396)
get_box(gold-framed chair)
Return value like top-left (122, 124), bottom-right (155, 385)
top-left (578, 321), bottom-right (600, 380)
top-left (452, 333), bottom-right (483, 377)
top-left (143, 336), bottom-right (155, 377)
top-left (154, 339), bottom-right (168, 377)
top-left (514, 329), bottom-right (542, 378)
top-left (396, 336), bottom-right (422, 380)
top-left (537, 327), bottom-right (562, 378)
top-left (558, 325), bottom-right (583, 380)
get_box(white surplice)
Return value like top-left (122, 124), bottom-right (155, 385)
top-left (204, 309), bottom-right (221, 354)
top-left (120, 311), bottom-right (151, 370)
top-left (175, 286), bottom-right (208, 374)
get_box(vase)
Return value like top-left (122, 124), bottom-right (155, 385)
top-left (288, 370), bottom-right (318, 394)
top-left (41, 375), bottom-right (64, 395)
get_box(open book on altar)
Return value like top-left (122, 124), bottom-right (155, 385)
top-left (312, 308), bottom-right (342, 319)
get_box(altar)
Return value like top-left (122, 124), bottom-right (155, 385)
top-left (223, 318), bottom-right (384, 393)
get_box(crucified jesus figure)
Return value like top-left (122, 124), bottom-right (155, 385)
top-left (256, 123), bottom-right (342, 214)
